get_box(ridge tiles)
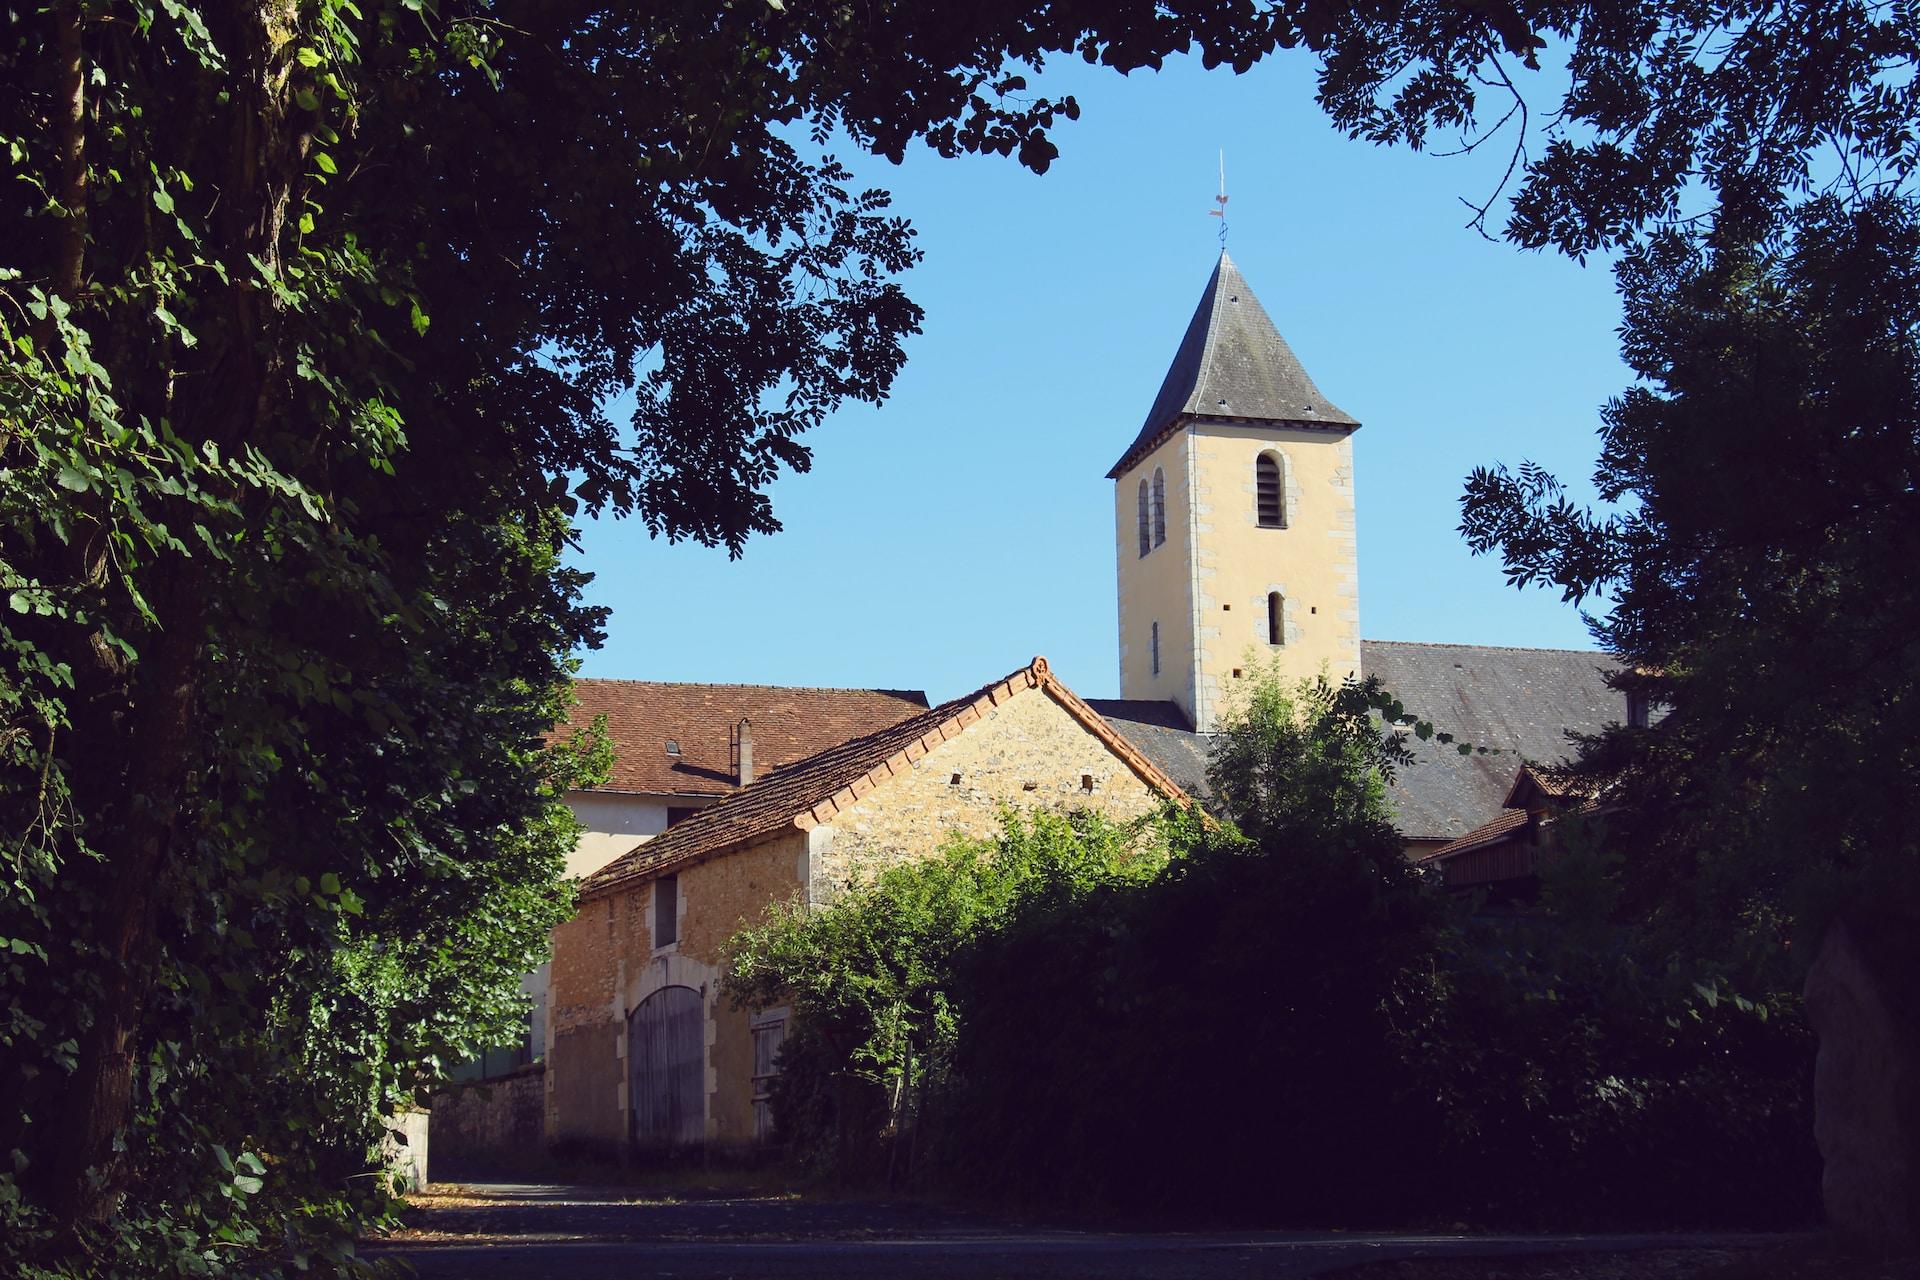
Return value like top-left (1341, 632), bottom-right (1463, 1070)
top-left (578, 657), bottom-right (1193, 900)
top-left (1108, 250), bottom-right (1358, 480)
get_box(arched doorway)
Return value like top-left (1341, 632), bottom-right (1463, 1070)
top-left (628, 985), bottom-right (705, 1147)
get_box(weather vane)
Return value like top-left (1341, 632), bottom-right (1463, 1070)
top-left (1208, 150), bottom-right (1229, 245)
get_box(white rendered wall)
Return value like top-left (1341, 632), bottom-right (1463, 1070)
top-left (565, 792), bottom-right (672, 879)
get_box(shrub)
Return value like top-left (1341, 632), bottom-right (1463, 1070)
top-left (724, 669), bottom-right (1820, 1229)
top-left (722, 808), bottom-right (1182, 1183)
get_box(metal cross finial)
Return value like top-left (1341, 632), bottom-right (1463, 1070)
top-left (1208, 150), bottom-right (1229, 244)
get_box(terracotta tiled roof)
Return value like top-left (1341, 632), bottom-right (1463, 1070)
top-left (1418, 807), bottom-right (1529, 865)
top-left (559, 679), bottom-right (929, 797)
top-left (578, 658), bottom-right (1194, 901)
top-left (1504, 764), bottom-right (1584, 807)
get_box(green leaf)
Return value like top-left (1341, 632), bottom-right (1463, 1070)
top-left (313, 152), bottom-right (337, 175)
top-left (319, 872), bottom-right (341, 896)
top-left (56, 465), bottom-right (90, 492)
top-left (295, 88), bottom-right (321, 112)
top-left (295, 46), bottom-right (323, 67)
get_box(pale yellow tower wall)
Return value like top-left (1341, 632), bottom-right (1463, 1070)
top-left (1114, 432), bottom-right (1201, 727)
top-left (1115, 421), bottom-right (1360, 732)
top-left (1188, 423), bottom-right (1360, 727)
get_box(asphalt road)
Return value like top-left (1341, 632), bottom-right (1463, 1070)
top-left (367, 1184), bottom-right (1791, 1280)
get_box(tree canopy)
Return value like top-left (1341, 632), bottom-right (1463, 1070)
top-left (1461, 193), bottom-right (1920, 965)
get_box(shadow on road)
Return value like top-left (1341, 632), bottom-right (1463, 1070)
top-left (363, 1182), bottom-right (1798, 1280)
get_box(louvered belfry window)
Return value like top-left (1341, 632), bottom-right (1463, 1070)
top-left (1151, 468), bottom-right (1167, 547)
top-left (1257, 453), bottom-right (1285, 527)
top-left (1137, 479), bottom-right (1151, 557)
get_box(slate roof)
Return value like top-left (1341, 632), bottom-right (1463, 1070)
top-left (578, 659), bottom-right (1194, 902)
top-left (1085, 643), bottom-right (1622, 844)
top-left (1108, 251), bottom-right (1359, 479)
top-left (1362, 640), bottom-right (1624, 842)
top-left (560, 680), bottom-right (928, 797)
top-left (1084, 699), bottom-right (1213, 800)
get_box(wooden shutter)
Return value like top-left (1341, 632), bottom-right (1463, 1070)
top-left (751, 1017), bottom-right (787, 1143)
top-left (1257, 454), bottom-right (1284, 527)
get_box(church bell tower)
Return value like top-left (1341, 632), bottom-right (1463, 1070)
top-left (1111, 250), bottom-right (1361, 732)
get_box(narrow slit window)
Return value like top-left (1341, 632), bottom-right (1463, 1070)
top-left (1150, 621), bottom-right (1161, 676)
top-left (654, 875), bottom-right (679, 948)
top-left (1151, 468), bottom-right (1167, 547)
top-left (1267, 592), bottom-right (1285, 646)
top-left (1137, 479), bottom-right (1151, 558)
top-left (1256, 453), bottom-right (1285, 527)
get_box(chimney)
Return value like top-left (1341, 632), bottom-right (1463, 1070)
top-left (735, 718), bottom-right (754, 786)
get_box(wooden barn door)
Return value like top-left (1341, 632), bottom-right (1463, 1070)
top-left (628, 985), bottom-right (705, 1148)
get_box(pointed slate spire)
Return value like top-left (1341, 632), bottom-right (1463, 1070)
top-left (1107, 251), bottom-right (1358, 479)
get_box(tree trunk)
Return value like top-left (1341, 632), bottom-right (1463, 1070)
top-left (50, 0), bottom-right (87, 300)
top-left (39, 0), bottom-right (306, 1229)
top-left (42, 569), bottom-right (208, 1227)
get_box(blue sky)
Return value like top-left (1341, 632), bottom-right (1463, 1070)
top-left (572, 50), bottom-right (1628, 705)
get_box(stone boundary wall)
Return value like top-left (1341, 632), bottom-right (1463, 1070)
top-left (381, 1107), bottom-right (430, 1191)
top-left (429, 1064), bottom-right (547, 1178)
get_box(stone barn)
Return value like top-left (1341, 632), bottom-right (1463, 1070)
top-left (543, 656), bottom-right (1191, 1156)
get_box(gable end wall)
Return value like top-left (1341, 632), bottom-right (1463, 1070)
top-left (546, 830), bottom-right (808, 1154)
top-left (811, 683), bottom-right (1166, 891)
